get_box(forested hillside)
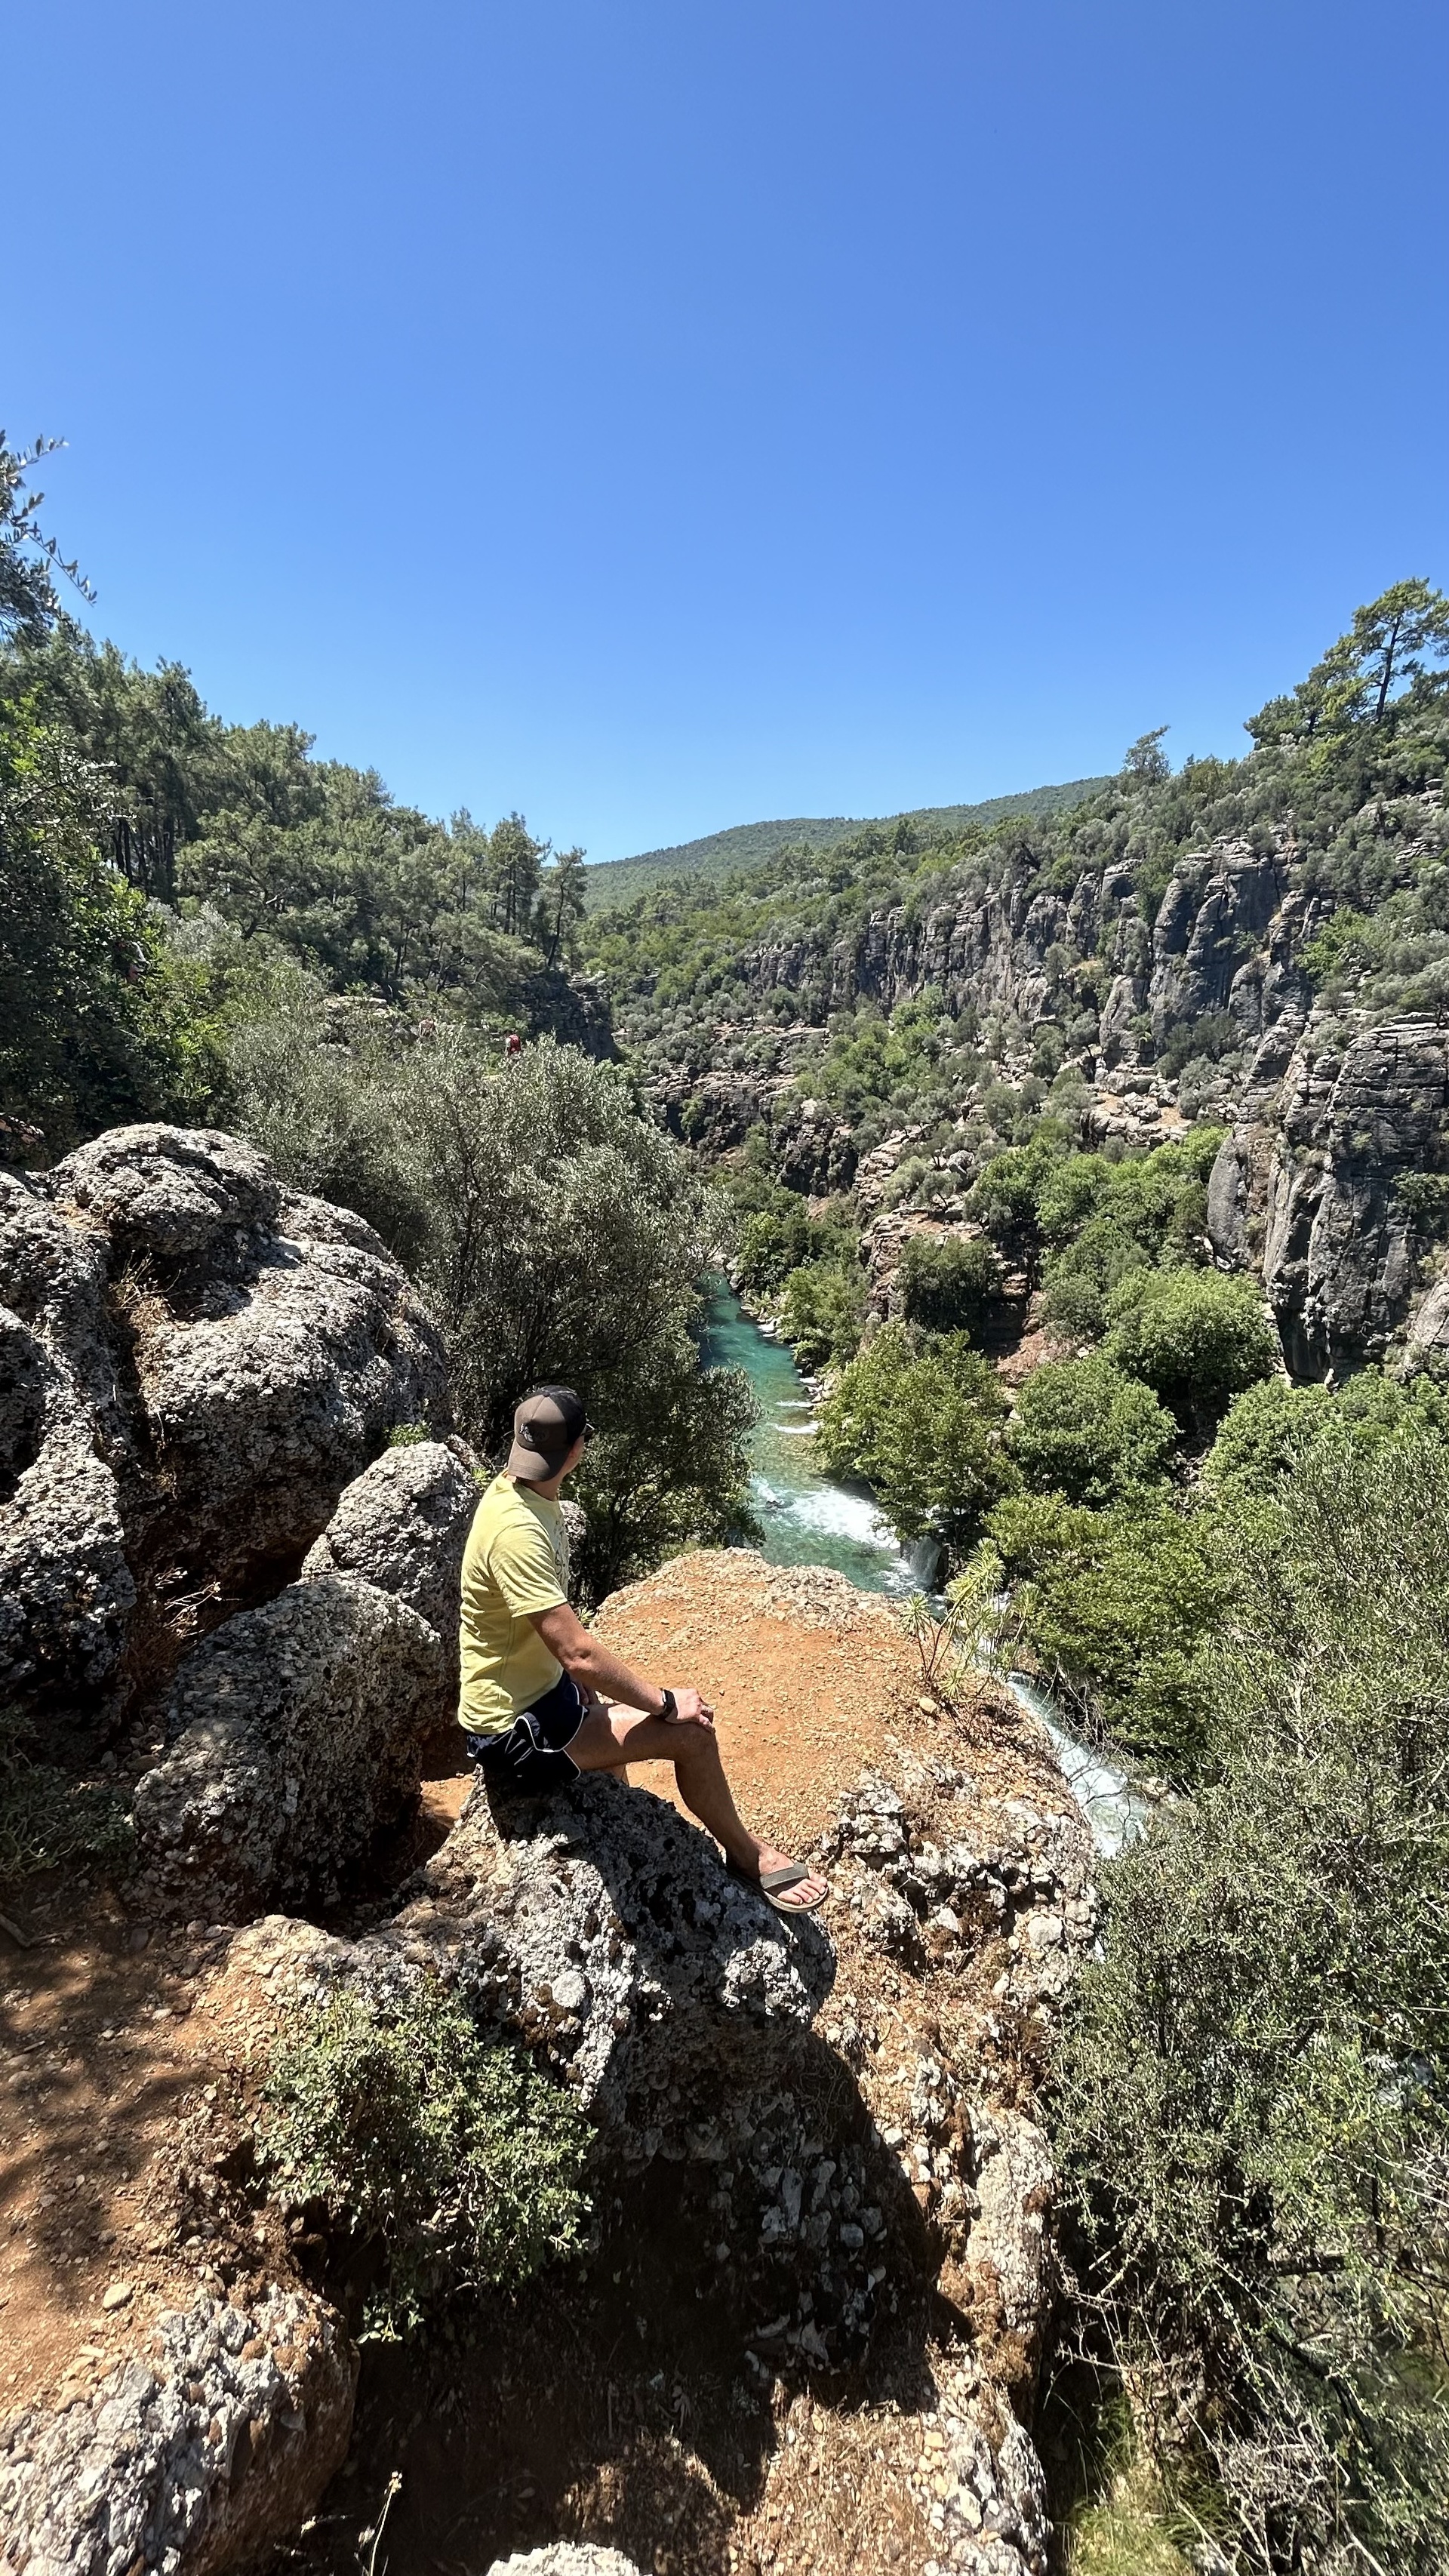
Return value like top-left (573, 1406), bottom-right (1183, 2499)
top-left (583, 776), bottom-right (1111, 911)
top-left (0, 435), bottom-right (742, 1599)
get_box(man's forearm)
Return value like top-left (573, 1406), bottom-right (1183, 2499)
top-left (557, 1628), bottom-right (666, 1713)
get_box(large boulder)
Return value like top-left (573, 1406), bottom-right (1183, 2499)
top-left (340, 1768), bottom-right (835, 2156)
top-left (0, 1126), bottom-right (451, 1716)
top-left (131, 1574), bottom-right (446, 1916)
top-left (0, 1174), bottom-right (134, 1702)
top-left (302, 1438), bottom-right (478, 1690)
top-left (0, 2286), bottom-right (355, 2576)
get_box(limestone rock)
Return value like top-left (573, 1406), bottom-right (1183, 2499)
top-left (0, 1434), bottom-right (135, 1701)
top-left (54, 1124), bottom-right (283, 1265)
top-left (0, 2286), bottom-right (355, 2576)
top-left (394, 1768), bottom-right (834, 2153)
top-left (132, 1574), bottom-right (446, 1915)
top-left (485, 2553), bottom-right (645, 2576)
top-left (303, 1439), bottom-right (478, 1688)
top-left (1247, 1017), bottom-right (1449, 1374)
top-left (0, 1125), bottom-right (450, 1719)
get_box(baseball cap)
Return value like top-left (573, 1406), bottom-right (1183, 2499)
top-left (506, 1385), bottom-right (593, 1482)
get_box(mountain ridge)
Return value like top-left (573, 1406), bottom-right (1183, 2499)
top-left (583, 776), bottom-right (1113, 911)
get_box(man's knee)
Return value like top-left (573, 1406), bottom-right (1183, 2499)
top-left (671, 1722), bottom-right (724, 1771)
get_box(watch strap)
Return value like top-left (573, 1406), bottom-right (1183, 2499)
top-left (658, 1686), bottom-right (678, 1720)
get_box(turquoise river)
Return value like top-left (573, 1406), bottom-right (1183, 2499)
top-left (699, 1279), bottom-right (1149, 1856)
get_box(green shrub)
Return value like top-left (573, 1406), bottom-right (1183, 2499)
top-left (1202, 1377), bottom-right (1338, 1496)
top-left (261, 1984), bottom-right (592, 2340)
top-left (896, 1233), bottom-right (1001, 1334)
top-left (816, 1322), bottom-right (1014, 1549)
top-left (775, 1257), bottom-right (866, 1370)
top-left (737, 1201), bottom-right (814, 1292)
top-left (977, 1492), bottom-right (1229, 1769)
top-left (1007, 1356), bottom-right (1178, 1506)
top-left (231, 1026), bottom-right (755, 1596)
top-left (1054, 1430), bottom-right (1449, 2572)
top-left (1103, 1266), bottom-right (1278, 1426)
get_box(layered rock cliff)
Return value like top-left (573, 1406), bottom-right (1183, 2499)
top-left (641, 783), bottom-right (1449, 1378)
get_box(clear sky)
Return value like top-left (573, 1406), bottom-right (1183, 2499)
top-left (12, 1), bottom-right (1447, 861)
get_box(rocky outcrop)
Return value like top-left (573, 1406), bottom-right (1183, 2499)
top-left (301, 1436), bottom-right (478, 1689)
top-left (1210, 1014), bottom-right (1449, 1374)
top-left (0, 1126), bottom-right (450, 1719)
top-left (0, 2287), bottom-right (355, 2576)
top-left (487, 2552), bottom-right (645, 2576)
top-left (131, 1574), bottom-right (447, 1916)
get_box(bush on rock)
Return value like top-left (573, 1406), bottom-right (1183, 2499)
top-left (262, 1984), bottom-right (592, 2339)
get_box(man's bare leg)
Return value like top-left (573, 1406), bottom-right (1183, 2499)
top-left (568, 1703), bottom-right (829, 1911)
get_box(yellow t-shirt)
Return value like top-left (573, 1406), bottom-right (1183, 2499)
top-left (458, 1474), bottom-right (571, 1734)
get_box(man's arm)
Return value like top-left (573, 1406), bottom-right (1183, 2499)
top-left (530, 1602), bottom-right (712, 1725)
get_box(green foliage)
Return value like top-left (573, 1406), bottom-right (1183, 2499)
top-left (775, 1258), bottom-right (866, 1371)
top-left (262, 1984), bottom-right (591, 2341)
top-left (737, 1199), bottom-right (814, 1291)
top-left (1103, 1266), bottom-right (1278, 1425)
top-left (0, 697), bottom-right (202, 1151)
top-left (1006, 1356), bottom-right (1178, 1506)
top-left (231, 1025), bottom-right (755, 1597)
top-left (581, 780), bottom-right (1110, 913)
top-left (896, 1233), bottom-right (1001, 1335)
top-left (972, 1131), bottom-right (1223, 1321)
top-left (0, 1710), bottom-right (133, 1883)
top-left (8, 623), bottom-right (584, 1010)
top-left (0, 434), bottom-right (94, 643)
top-left (1201, 1375), bottom-right (1336, 1497)
top-left (815, 1322), bottom-right (1014, 1548)
top-left (1055, 1430), bottom-right (1449, 2572)
top-left (1247, 577), bottom-right (1449, 748)
top-left (979, 1492), bottom-right (1229, 1768)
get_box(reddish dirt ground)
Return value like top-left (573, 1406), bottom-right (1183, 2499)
top-left (594, 1550), bottom-right (921, 1857)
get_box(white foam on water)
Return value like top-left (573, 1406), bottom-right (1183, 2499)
top-left (1006, 1673), bottom-right (1154, 1857)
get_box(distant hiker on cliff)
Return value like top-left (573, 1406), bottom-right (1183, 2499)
top-left (459, 1386), bottom-right (829, 1914)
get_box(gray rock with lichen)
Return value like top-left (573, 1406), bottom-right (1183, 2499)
top-left (131, 1573), bottom-right (445, 1914)
top-left (0, 1125), bottom-right (449, 1719)
top-left (0, 2287), bottom-right (355, 2576)
top-left (1235, 1016), bottom-right (1449, 1374)
top-left (374, 1766), bottom-right (834, 2153)
top-left (303, 1439), bottom-right (478, 1691)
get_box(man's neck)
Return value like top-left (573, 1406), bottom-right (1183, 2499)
top-left (512, 1470), bottom-right (567, 1502)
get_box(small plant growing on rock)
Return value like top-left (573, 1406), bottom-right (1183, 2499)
top-left (261, 1983), bottom-right (592, 2338)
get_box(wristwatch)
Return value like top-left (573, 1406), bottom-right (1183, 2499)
top-left (657, 1687), bottom-right (678, 1720)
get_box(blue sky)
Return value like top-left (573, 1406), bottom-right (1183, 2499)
top-left (13, 0), bottom-right (1447, 861)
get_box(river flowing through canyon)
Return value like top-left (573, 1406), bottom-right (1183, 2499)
top-left (700, 1280), bottom-right (1149, 1855)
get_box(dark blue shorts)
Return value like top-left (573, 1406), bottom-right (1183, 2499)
top-left (464, 1673), bottom-right (587, 1793)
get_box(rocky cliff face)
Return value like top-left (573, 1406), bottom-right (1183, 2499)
top-left (1208, 1012), bottom-right (1449, 1377)
top-left (645, 789), bottom-right (1449, 1376)
top-left (0, 1125), bottom-right (451, 1723)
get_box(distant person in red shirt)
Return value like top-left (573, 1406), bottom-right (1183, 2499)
top-left (504, 1030), bottom-right (523, 1057)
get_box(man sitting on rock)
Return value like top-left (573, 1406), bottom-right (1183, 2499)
top-left (459, 1386), bottom-right (829, 1914)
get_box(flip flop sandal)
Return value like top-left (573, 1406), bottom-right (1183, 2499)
top-left (727, 1859), bottom-right (829, 1915)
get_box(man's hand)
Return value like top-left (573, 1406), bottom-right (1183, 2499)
top-left (664, 1685), bottom-right (715, 1728)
